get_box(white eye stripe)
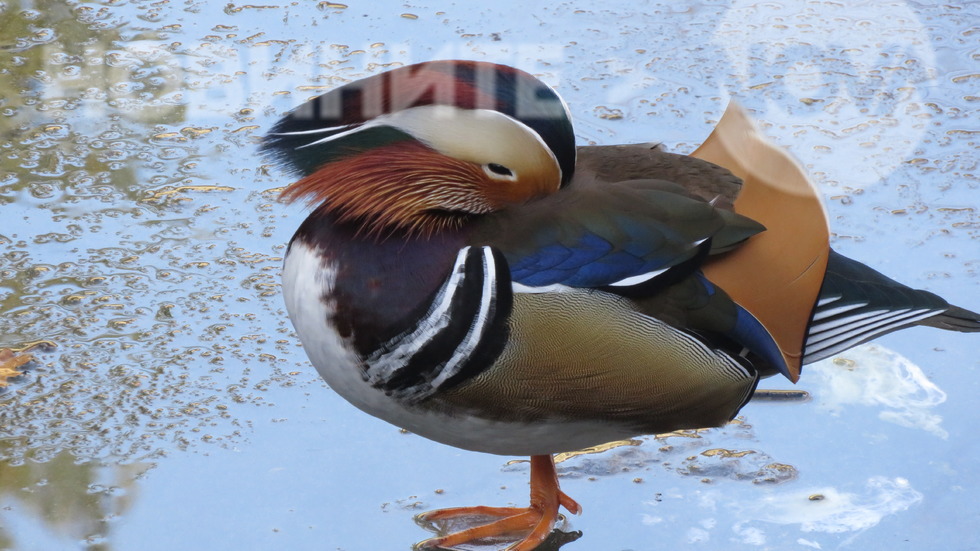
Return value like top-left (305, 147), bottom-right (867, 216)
top-left (270, 124), bottom-right (355, 136)
top-left (292, 121), bottom-right (382, 150)
top-left (272, 114), bottom-right (399, 151)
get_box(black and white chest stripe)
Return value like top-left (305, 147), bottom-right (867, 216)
top-left (364, 246), bottom-right (513, 402)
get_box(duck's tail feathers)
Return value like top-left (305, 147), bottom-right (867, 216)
top-left (802, 248), bottom-right (978, 364)
top-left (917, 304), bottom-right (980, 332)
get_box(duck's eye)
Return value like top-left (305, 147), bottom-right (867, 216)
top-left (486, 163), bottom-right (514, 177)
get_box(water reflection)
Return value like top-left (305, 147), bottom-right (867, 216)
top-left (1, 0), bottom-right (292, 542)
top-left (806, 344), bottom-right (948, 438)
top-left (0, 444), bottom-right (150, 550)
top-left (639, 471), bottom-right (924, 546)
top-left (737, 476), bottom-right (922, 535)
top-left (726, 476), bottom-right (923, 547)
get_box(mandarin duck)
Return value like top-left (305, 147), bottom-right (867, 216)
top-left (262, 60), bottom-right (980, 550)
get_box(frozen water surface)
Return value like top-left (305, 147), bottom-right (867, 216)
top-left (0, 1), bottom-right (977, 550)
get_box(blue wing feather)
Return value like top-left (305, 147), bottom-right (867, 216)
top-left (506, 214), bottom-right (707, 288)
top-left (509, 237), bottom-right (674, 288)
top-left (476, 180), bottom-right (761, 290)
top-left (696, 274), bottom-right (791, 379)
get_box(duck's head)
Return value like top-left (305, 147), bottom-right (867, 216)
top-left (262, 60), bottom-right (576, 236)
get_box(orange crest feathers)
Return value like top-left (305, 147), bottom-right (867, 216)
top-left (280, 141), bottom-right (494, 237)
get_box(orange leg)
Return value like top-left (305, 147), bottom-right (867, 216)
top-left (416, 455), bottom-right (582, 551)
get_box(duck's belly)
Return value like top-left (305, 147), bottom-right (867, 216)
top-left (282, 240), bottom-right (648, 456)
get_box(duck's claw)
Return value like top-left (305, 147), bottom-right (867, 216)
top-left (416, 455), bottom-right (580, 551)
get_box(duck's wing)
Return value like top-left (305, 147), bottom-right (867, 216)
top-left (467, 178), bottom-right (791, 381)
top-left (471, 178), bottom-right (760, 290)
top-left (539, 107), bottom-right (828, 382)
